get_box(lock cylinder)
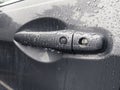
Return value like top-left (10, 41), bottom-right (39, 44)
top-left (72, 31), bottom-right (105, 54)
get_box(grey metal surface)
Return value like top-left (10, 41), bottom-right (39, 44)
top-left (0, 0), bottom-right (119, 58)
top-left (0, 0), bottom-right (120, 90)
top-left (0, 41), bottom-right (120, 90)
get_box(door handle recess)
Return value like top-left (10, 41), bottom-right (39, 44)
top-left (14, 29), bottom-right (106, 54)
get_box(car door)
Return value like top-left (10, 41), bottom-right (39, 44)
top-left (0, 0), bottom-right (120, 90)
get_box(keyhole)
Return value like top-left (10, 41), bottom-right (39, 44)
top-left (79, 37), bottom-right (88, 46)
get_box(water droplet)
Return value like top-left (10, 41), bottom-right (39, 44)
top-left (93, 0), bottom-right (97, 2)
top-left (57, 51), bottom-right (61, 54)
top-left (75, 7), bottom-right (81, 11)
top-left (65, 18), bottom-right (69, 21)
top-left (83, 24), bottom-right (87, 27)
top-left (87, 1), bottom-right (91, 5)
top-left (95, 24), bottom-right (98, 27)
top-left (112, 86), bottom-right (115, 89)
top-left (44, 48), bottom-right (48, 50)
top-left (112, 70), bottom-right (115, 76)
top-left (94, 10), bottom-right (99, 13)
top-left (97, 4), bottom-right (104, 9)
top-left (57, 67), bottom-right (61, 71)
top-left (51, 49), bottom-right (55, 52)
top-left (88, 14), bottom-right (95, 17)
top-left (115, 0), bottom-right (119, 2)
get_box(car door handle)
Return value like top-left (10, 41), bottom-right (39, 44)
top-left (14, 29), bottom-right (106, 54)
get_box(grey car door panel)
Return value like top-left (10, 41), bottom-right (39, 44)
top-left (0, 0), bottom-right (120, 90)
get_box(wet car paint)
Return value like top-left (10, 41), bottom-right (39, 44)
top-left (0, 0), bottom-right (120, 90)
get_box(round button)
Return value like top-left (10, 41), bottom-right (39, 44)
top-left (59, 36), bottom-right (67, 44)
